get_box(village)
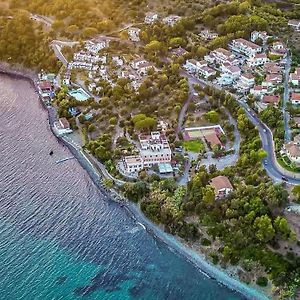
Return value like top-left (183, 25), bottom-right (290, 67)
top-left (35, 11), bottom-right (300, 199)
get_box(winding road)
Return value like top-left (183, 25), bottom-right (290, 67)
top-left (179, 70), bottom-right (300, 185)
top-left (238, 99), bottom-right (300, 185)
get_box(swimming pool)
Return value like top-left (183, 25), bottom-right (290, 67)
top-left (68, 88), bottom-right (90, 101)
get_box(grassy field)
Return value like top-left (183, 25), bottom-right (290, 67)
top-left (183, 140), bottom-right (205, 153)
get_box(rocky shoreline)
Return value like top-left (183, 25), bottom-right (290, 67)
top-left (0, 67), bottom-right (270, 300)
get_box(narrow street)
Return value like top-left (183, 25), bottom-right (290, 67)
top-left (283, 53), bottom-right (292, 142)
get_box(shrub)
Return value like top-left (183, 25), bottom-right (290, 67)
top-left (201, 238), bottom-right (212, 246)
top-left (256, 276), bottom-right (268, 287)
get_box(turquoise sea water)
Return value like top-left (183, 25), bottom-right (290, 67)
top-left (0, 75), bottom-right (245, 300)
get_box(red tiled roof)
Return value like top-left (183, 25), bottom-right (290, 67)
top-left (262, 95), bottom-right (280, 104)
top-left (210, 176), bottom-right (233, 192)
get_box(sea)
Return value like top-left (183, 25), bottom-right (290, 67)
top-left (0, 74), bottom-right (246, 300)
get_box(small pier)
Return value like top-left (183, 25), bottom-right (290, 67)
top-left (55, 156), bottom-right (75, 164)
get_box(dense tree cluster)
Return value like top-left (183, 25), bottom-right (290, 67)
top-left (0, 12), bottom-right (59, 71)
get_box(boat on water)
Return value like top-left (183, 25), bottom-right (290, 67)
top-left (49, 150), bottom-right (54, 156)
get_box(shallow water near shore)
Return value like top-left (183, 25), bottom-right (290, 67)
top-left (0, 74), bottom-right (249, 300)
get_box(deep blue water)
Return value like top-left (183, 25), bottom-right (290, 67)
top-left (0, 75), bottom-right (245, 299)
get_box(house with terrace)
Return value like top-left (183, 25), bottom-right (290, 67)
top-left (236, 73), bottom-right (255, 92)
top-left (205, 48), bottom-right (236, 65)
top-left (250, 85), bottom-right (268, 99)
top-left (122, 132), bottom-right (172, 174)
top-left (291, 93), bottom-right (300, 105)
top-left (199, 29), bottom-right (218, 41)
top-left (258, 94), bottom-right (280, 110)
top-left (289, 68), bottom-right (300, 86)
top-left (185, 59), bottom-right (207, 74)
top-left (269, 42), bottom-right (288, 58)
top-left (220, 63), bottom-right (241, 79)
top-left (284, 139), bottom-right (300, 166)
top-left (162, 15), bottom-right (181, 26)
top-left (250, 31), bottom-right (271, 44)
top-left (128, 27), bottom-right (141, 42)
top-left (264, 62), bottom-right (282, 74)
top-left (247, 53), bottom-right (268, 67)
top-left (53, 118), bottom-right (73, 137)
top-left (229, 38), bottom-right (262, 57)
top-left (210, 176), bottom-right (233, 199)
top-left (131, 58), bottom-right (148, 70)
top-left (145, 12), bottom-right (159, 24)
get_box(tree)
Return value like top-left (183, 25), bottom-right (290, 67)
top-left (145, 40), bottom-right (163, 56)
top-left (202, 186), bottom-right (215, 207)
top-left (196, 46), bottom-right (209, 58)
top-left (292, 185), bottom-right (300, 203)
top-left (253, 215), bottom-right (275, 243)
top-left (83, 27), bottom-right (98, 38)
top-left (169, 37), bottom-right (185, 48)
top-left (123, 181), bottom-right (149, 202)
top-left (205, 110), bottom-right (219, 123)
top-left (66, 24), bottom-right (79, 35)
top-left (274, 216), bottom-right (292, 240)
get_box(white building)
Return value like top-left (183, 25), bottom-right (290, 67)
top-left (229, 38), bottom-right (262, 57)
top-left (123, 132), bottom-right (172, 173)
top-left (250, 85), bottom-right (268, 99)
top-left (250, 31), bottom-right (271, 44)
top-left (220, 64), bottom-right (241, 79)
top-left (112, 56), bottom-right (124, 66)
top-left (199, 29), bottom-right (218, 41)
top-left (184, 59), bottom-right (207, 73)
top-left (53, 118), bottom-right (73, 136)
top-left (128, 27), bottom-right (141, 42)
top-left (123, 156), bottom-right (144, 173)
top-left (63, 70), bottom-right (71, 85)
top-left (285, 141), bottom-right (300, 165)
top-left (69, 61), bottom-right (93, 70)
top-left (139, 132), bottom-right (172, 167)
top-left (289, 68), bottom-right (300, 86)
top-left (198, 66), bottom-right (216, 79)
top-left (131, 58), bottom-right (148, 69)
top-left (247, 53), bottom-right (268, 67)
top-left (85, 40), bottom-right (109, 54)
top-left (145, 12), bottom-right (159, 24)
top-left (291, 93), bottom-right (300, 105)
top-left (205, 48), bottom-right (236, 65)
top-left (162, 15), bottom-right (181, 26)
top-left (240, 73), bottom-right (255, 88)
top-left (218, 74), bottom-right (234, 86)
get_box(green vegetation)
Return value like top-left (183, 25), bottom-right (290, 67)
top-left (124, 88), bottom-right (300, 296)
top-left (0, 12), bottom-right (59, 71)
top-left (183, 140), bottom-right (205, 153)
top-left (277, 154), bottom-right (300, 173)
top-left (256, 276), bottom-right (268, 287)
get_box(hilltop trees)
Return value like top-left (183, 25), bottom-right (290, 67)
top-left (0, 12), bottom-right (60, 71)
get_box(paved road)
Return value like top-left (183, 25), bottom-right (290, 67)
top-left (176, 74), bottom-right (195, 137)
top-left (51, 42), bottom-right (68, 66)
top-left (30, 14), bottom-right (53, 27)
top-left (179, 70), bottom-right (300, 185)
top-left (283, 53), bottom-right (292, 142)
top-left (238, 99), bottom-right (300, 185)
